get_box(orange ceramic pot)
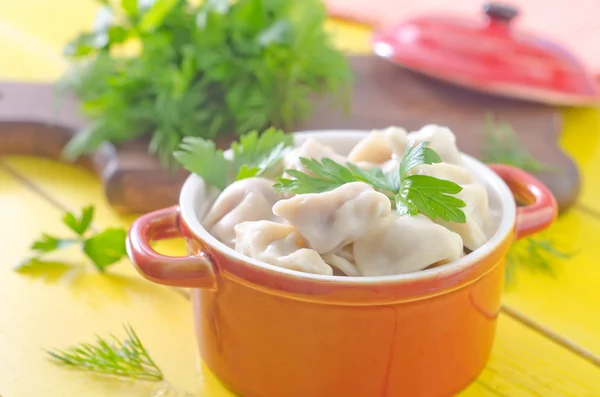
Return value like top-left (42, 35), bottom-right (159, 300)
top-left (127, 131), bottom-right (557, 397)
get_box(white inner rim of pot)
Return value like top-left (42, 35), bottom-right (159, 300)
top-left (179, 130), bottom-right (516, 283)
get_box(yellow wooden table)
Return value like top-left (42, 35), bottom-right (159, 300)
top-left (2, 2), bottom-right (600, 396)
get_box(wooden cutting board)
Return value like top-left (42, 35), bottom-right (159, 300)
top-left (0, 55), bottom-right (579, 214)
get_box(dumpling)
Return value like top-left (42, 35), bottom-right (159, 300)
top-left (436, 184), bottom-right (490, 251)
top-left (204, 178), bottom-right (282, 247)
top-left (407, 124), bottom-right (463, 165)
top-left (283, 138), bottom-right (347, 173)
top-left (406, 161), bottom-right (488, 250)
top-left (348, 127), bottom-right (407, 164)
top-left (348, 131), bottom-right (390, 164)
top-left (272, 182), bottom-right (391, 254)
top-left (234, 221), bottom-right (333, 275)
top-left (322, 245), bottom-right (361, 276)
top-left (409, 163), bottom-right (476, 185)
top-left (353, 214), bottom-right (463, 276)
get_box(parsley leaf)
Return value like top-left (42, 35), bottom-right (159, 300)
top-left (274, 158), bottom-right (358, 194)
top-left (174, 128), bottom-right (293, 190)
top-left (83, 228), bottom-right (128, 272)
top-left (273, 141), bottom-right (467, 223)
top-left (231, 128), bottom-right (293, 180)
top-left (62, 205), bottom-right (94, 236)
top-left (345, 163), bottom-right (396, 193)
top-left (16, 206), bottom-right (128, 274)
top-left (31, 234), bottom-right (76, 253)
top-left (402, 175), bottom-right (466, 222)
top-left (174, 137), bottom-right (231, 191)
top-left (398, 141), bottom-right (442, 176)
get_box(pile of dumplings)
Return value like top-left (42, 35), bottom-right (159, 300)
top-left (202, 125), bottom-right (493, 277)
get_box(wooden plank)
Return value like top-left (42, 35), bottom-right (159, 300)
top-left (461, 313), bottom-right (600, 397)
top-left (3, 156), bottom-right (600, 396)
top-left (502, 208), bottom-right (600, 358)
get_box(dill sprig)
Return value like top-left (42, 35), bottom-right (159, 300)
top-left (481, 113), bottom-right (551, 173)
top-left (46, 324), bottom-right (163, 381)
top-left (504, 233), bottom-right (575, 288)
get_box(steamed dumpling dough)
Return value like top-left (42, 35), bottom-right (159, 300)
top-left (284, 138), bottom-right (347, 173)
top-left (322, 245), bottom-right (361, 276)
top-left (437, 184), bottom-right (490, 251)
top-left (407, 124), bottom-right (463, 165)
top-left (348, 127), bottom-right (407, 164)
top-left (234, 221), bottom-right (333, 275)
top-left (272, 182), bottom-right (391, 254)
top-left (410, 163), bottom-right (476, 185)
top-left (353, 214), bottom-right (463, 276)
top-left (204, 177), bottom-right (282, 247)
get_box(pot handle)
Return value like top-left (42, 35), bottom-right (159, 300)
top-left (489, 164), bottom-right (558, 240)
top-left (127, 206), bottom-right (217, 289)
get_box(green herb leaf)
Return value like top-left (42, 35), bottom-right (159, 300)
top-left (173, 137), bottom-right (231, 191)
top-left (14, 258), bottom-right (79, 283)
top-left (121, 0), bottom-right (138, 16)
top-left (139, 0), bottom-right (179, 32)
top-left (231, 128), bottom-right (293, 179)
top-left (235, 165), bottom-right (260, 180)
top-left (398, 141), bottom-right (442, 177)
top-left (395, 192), bottom-right (418, 216)
top-left (175, 129), bottom-right (293, 190)
top-left (107, 26), bottom-right (130, 45)
top-left (64, 32), bottom-right (109, 57)
top-left (47, 324), bottom-right (163, 381)
top-left (345, 163), bottom-right (395, 193)
top-left (404, 175), bottom-right (466, 222)
top-left (273, 158), bottom-right (360, 194)
top-left (62, 205), bottom-right (95, 236)
top-left (31, 234), bottom-right (76, 253)
top-left (83, 228), bottom-right (128, 272)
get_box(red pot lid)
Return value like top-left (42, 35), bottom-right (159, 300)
top-left (372, 2), bottom-right (600, 106)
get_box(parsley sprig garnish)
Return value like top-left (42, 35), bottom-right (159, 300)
top-left (16, 205), bottom-right (127, 273)
top-left (273, 142), bottom-right (467, 223)
top-left (174, 127), bottom-right (293, 190)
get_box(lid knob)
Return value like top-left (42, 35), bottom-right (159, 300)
top-left (483, 2), bottom-right (519, 22)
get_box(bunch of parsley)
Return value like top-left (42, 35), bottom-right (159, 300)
top-left (60, 0), bottom-right (351, 167)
